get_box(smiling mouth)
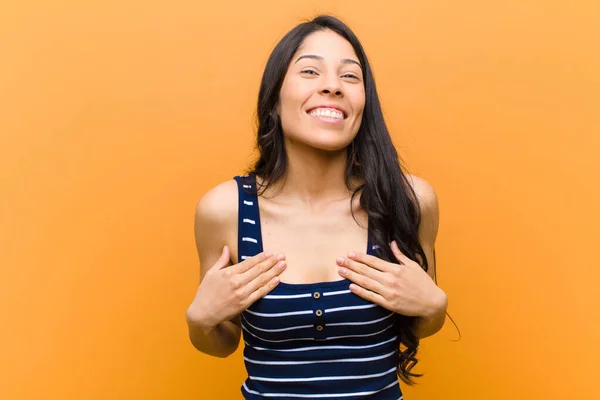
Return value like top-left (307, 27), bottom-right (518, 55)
top-left (306, 107), bottom-right (347, 123)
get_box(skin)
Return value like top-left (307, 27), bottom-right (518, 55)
top-left (187, 30), bottom-right (446, 357)
top-left (336, 175), bottom-right (448, 338)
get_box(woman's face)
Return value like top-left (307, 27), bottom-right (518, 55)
top-left (277, 29), bottom-right (366, 152)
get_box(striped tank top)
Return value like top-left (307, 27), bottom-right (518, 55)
top-left (234, 174), bottom-right (404, 399)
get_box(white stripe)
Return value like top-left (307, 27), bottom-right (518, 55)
top-left (325, 304), bottom-right (377, 313)
top-left (243, 218), bottom-right (256, 225)
top-left (244, 322), bottom-right (394, 344)
top-left (263, 293), bottom-right (312, 300)
top-left (242, 379), bottom-right (399, 398)
top-left (241, 255), bottom-right (249, 260)
top-left (242, 315), bottom-right (313, 332)
top-left (327, 311), bottom-right (395, 327)
top-left (326, 323), bottom-right (394, 340)
top-left (242, 237), bottom-right (258, 243)
top-left (244, 304), bottom-right (378, 318)
top-left (245, 335), bottom-right (397, 352)
top-left (372, 245), bottom-right (380, 250)
top-left (244, 350), bottom-right (396, 366)
top-left (243, 200), bottom-right (254, 206)
top-left (243, 184), bottom-right (251, 189)
top-left (242, 324), bottom-right (315, 343)
top-left (323, 289), bottom-right (351, 296)
top-left (244, 308), bottom-right (313, 318)
top-left (250, 366), bottom-right (397, 383)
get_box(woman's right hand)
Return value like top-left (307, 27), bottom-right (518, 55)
top-left (186, 246), bottom-right (286, 332)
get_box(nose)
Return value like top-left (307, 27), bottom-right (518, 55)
top-left (320, 87), bottom-right (342, 96)
top-left (319, 76), bottom-right (343, 97)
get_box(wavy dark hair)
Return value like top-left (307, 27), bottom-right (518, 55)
top-left (245, 14), bottom-right (431, 384)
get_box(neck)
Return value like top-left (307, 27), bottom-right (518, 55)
top-left (261, 139), bottom-right (360, 210)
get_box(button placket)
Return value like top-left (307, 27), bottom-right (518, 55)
top-left (313, 290), bottom-right (326, 338)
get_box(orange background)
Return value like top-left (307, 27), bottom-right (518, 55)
top-left (2, 1), bottom-right (599, 399)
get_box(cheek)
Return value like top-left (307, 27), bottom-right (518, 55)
top-left (278, 102), bottom-right (303, 138)
top-left (355, 91), bottom-right (366, 115)
top-left (279, 101), bottom-right (303, 128)
top-left (350, 100), bottom-right (365, 124)
top-left (279, 84), bottom-right (302, 117)
top-left (279, 91), bottom-right (309, 126)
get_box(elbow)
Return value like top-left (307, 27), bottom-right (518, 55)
top-left (415, 293), bottom-right (448, 339)
top-left (188, 332), bottom-right (239, 358)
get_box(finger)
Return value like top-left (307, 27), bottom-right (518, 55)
top-left (215, 245), bottom-right (232, 270)
top-left (246, 274), bottom-right (281, 305)
top-left (240, 254), bottom-right (285, 284)
top-left (232, 251), bottom-right (272, 274)
top-left (346, 251), bottom-right (391, 272)
top-left (391, 241), bottom-right (410, 265)
top-left (348, 283), bottom-right (388, 308)
top-left (245, 260), bottom-right (287, 302)
top-left (338, 262), bottom-right (388, 297)
top-left (337, 256), bottom-right (387, 282)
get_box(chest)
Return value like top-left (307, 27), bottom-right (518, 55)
top-left (258, 200), bottom-right (369, 285)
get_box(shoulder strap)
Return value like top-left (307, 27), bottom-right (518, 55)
top-left (234, 174), bottom-right (376, 259)
top-left (233, 174), bottom-right (264, 263)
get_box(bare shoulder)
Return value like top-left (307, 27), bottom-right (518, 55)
top-left (405, 174), bottom-right (439, 245)
top-left (406, 174), bottom-right (438, 209)
top-left (404, 174), bottom-right (439, 277)
top-left (405, 174), bottom-right (439, 215)
top-left (195, 179), bottom-right (238, 227)
top-left (194, 179), bottom-right (239, 275)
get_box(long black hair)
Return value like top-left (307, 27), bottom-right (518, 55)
top-left (246, 15), bottom-right (429, 385)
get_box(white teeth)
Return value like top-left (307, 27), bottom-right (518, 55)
top-left (309, 108), bottom-right (344, 119)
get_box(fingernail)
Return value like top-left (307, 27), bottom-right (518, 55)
top-left (348, 252), bottom-right (356, 259)
top-left (277, 254), bottom-right (285, 261)
top-left (265, 252), bottom-right (272, 258)
top-left (336, 257), bottom-right (345, 265)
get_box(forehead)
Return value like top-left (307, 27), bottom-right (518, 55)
top-left (293, 30), bottom-right (359, 62)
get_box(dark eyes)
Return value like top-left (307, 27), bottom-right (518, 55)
top-left (300, 69), bottom-right (360, 80)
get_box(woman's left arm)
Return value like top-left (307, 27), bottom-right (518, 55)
top-left (336, 175), bottom-right (447, 339)
top-left (409, 175), bottom-right (447, 338)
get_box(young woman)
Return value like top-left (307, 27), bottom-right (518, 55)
top-left (186, 15), bottom-right (448, 399)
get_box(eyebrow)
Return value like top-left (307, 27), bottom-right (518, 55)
top-left (294, 54), bottom-right (362, 68)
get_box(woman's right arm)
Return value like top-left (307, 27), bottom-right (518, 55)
top-left (185, 181), bottom-right (286, 358)
top-left (186, 182), bottom-right (242, 358)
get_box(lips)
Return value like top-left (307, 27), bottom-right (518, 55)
top-left (306, 105), bottom-right (348, 119)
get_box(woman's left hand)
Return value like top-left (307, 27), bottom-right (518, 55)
top-left (336, 240), bottom-right (447, 318)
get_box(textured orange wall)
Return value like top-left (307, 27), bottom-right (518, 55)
top-left (1, 1), bottom-right (599, 399)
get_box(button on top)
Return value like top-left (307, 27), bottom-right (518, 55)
top-left (315, 309), bottom-right (323, 317)
top-left (313, 292), bottom-right (321, 299)
top-left (316, 325), bottom-right (324, 331)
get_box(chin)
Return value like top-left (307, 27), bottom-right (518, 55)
top-left (284, 128), bottom-right (354, 153)
top-left (307, 138), bottom-right (352, 153)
